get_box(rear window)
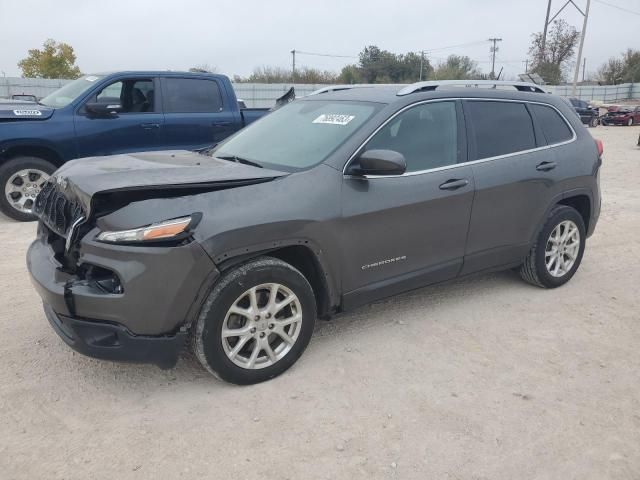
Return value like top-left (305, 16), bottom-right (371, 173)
top-left (529, 104), bottom-right (573, 145)
top-left (466, 101), bottom-right (536, 159)
top-left (163, 78), bottom-right (223, 113)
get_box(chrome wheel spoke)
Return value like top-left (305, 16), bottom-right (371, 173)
top-left (4, 168), bottom-right (50, 213)
top-left (545, 220), bottom-right (581, 278)
top-left (221, 282), bottom-right (303, 370)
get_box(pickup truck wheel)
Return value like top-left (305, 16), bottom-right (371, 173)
top-left (519, 205), bottom-right (586, 288)
top-left (192, 257), bottom-right (316, 384)
top-left (589, 116), bottom-right (598, 128)
top-left (0, 157), bottom-right (56, 221)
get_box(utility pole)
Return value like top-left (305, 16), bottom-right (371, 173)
top-left (541, 0), bottom-right (552, 62)
top-left (582, 57), bottom-right (586, 82)
top-left (488, 38), bottom-right (502, 79)
top-left (291, 49), bottom-right (296, 82)
top-left (572, 0), bottom-right (591, 95)
top-left (524, 59), bottom-right (529, 73)
top-left (419, 50), bottom-right (425, 81)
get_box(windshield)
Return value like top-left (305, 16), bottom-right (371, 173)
top-left (212, 100), bottom-right (382, 171)
top-left (40, 75), bottom-right (104, 107)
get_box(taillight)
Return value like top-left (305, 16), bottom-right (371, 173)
top-left (595, 138), bottom-right (604, 158)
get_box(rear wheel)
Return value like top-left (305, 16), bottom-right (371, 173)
top-left (589, 116), bottom-right (599, 128)
top-left (628, 118), bottom-right (634, 126)
top-left (192, 257), bottom-right (316, 384)
top-left (0, 157), bottom-right (56, 221)
top-left (519, 205), bottom-right (586, 288)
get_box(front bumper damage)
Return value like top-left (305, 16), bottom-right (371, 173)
top-left (27, 226), bottom-right (219, 368)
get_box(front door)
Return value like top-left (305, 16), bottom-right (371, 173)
top-left (74, 77), bottom-right (164, 157)
top-left (340, 100), bottom-right (475, 307)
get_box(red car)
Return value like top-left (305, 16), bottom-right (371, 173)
top-left (601, 105), bottom-right (640, 126)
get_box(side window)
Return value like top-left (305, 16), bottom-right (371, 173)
top-left (529, 104), bottom-right (573, 145)
top-left (163, 78), bottom-right (223, 113)
top-left (365, 101), bottom-right (458, 172)
top-left (466, 101), bottom-right (536, 159)
top-left (91, 79), bottom-right (155, 113)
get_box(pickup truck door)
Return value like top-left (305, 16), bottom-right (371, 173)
top-left (74, 77), bottom-right (164, 157)
top-left (159, 77), bottom-right (238, 150)
top-left (340, 100), bottom-right (474, 307)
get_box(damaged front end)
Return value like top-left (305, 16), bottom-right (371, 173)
top-left (26, 150), bottom-right (287, 368)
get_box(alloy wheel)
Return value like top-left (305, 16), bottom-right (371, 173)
top-left (221, 283), bottom-right (303, 369)
top-left (4, 169), bottom-right (49, 214)
top-left (545, 220), bottom-right (580, 278)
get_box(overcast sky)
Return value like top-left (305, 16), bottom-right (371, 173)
top-left (1, 0), bottom-right (638, 81)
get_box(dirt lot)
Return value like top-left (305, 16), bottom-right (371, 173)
top-left (1, 126), bottom-right (639, 480)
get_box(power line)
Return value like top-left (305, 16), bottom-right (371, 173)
top-left (593, 0), bottom-right (640, 15)
top-left (295, 50), bottom-right (357, 59)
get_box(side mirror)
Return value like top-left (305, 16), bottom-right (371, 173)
top-left (349, 149), bottom-right (407, 176)
top-left (85, 102), bottom-right (122, 116)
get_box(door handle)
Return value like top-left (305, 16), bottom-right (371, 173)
top-left (536, 161), bottom-right (557, 171)
top-left (212, 121), bottom-right (232, 127)
top-left (140, 123), bottom-right (160, 129)
top-left (439, 178), bottom-right (469, 190)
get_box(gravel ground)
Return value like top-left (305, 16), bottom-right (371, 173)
top-left (1, 126), bottom-right (639, 480)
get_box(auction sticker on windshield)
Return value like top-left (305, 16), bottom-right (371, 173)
top-left (313, 114), bottom-right (355, 125)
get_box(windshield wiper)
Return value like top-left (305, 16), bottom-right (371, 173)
top-left (216, 155), bottom-right (263, 169)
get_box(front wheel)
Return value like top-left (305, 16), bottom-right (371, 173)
top-left (589, 116), bottom-right (599, 128)
top-left (192, 257), bottom-right (316, 384)
top-left (628, 118), bottom-right (634, 126)
top-left (519, 205), bottom-right (586, 288)
top-left (0, 157), bottom-right (56, 221)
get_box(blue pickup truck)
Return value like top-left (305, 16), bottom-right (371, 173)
top-left (0, 71), bottom-right (275, 220)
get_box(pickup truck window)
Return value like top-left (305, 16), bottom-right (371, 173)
top-left (213, 100), bottom-right (381, 171)
top-left (93, 79), bottom-right (155, 113)
top-left (40, 75), bottom-right (104, 108)
top-left (163, 78), bottom-right (223, 113)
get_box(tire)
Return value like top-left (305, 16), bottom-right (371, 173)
top-left (589, 116), bottom-right (598, 128)
top-left (0, 156), bottom-right (56, 221)
top-left (519, 205), bottom-right (586, 289)
top-left (628, 118), bottom-right (634, 126)
top-left (192, 256), bottom-right (316, 384)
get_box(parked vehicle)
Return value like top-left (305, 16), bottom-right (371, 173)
top-left (567, 97), bottom-right (599, 127)
top-left (600, 105), bottom-right (640, 126)
top-left (0, 71), bottom-right (272, 221)
top-left (27, 80), bottom-right (602, 384)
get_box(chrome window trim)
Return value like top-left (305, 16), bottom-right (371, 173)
top-left (342, 97), bottom-right (577, 179)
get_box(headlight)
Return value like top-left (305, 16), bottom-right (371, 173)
top-left (96, 216), bottom-right (196, 244)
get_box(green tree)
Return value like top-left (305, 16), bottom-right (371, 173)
top-left (597, 57), bottom-right (625, 84)
top-left (18, 39), bottom-right (81, 79)
top-left (528, 19), bottom-right (580, 84)
top-left (622, 49), bottom-right (640, 83)
top-left (338, 45), bottom-right (432, 84)
top-left (432, 55), bottom-right (483, 80)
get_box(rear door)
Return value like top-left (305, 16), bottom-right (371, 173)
top-left (159, 77), bottom-right (237, 150)
top-left (340, 100), bottom-right (475, 305)
top-left (74, 76), bottom-right (164, 157)
top-left (461, 100), bottom-right (574, 274)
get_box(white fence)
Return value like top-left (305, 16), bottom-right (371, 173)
top-left (1, 76), bottom-right (638, 107)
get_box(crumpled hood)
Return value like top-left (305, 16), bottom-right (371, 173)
top-left (0, 100), bottom-right (54, 120)
top-left (50, 150), bottom-right (287, 215)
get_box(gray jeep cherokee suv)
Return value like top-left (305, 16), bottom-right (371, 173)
top-left (27, 81), bottom-right (602, 384)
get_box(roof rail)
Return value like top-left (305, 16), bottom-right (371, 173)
top-left (309, 84), bottom-right (403, 96)
top-left (396, 80), bottom-right (548, 96)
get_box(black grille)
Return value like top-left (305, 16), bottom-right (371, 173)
top-left (34, 181), bottom-right (85, 237)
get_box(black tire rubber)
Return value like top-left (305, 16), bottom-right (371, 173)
top-left (0, 156), bottom-right (56, 222)
top-left (192, 256), bottom-right (316, 385)
top-left (519, 205), bottom-right (586, 289)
